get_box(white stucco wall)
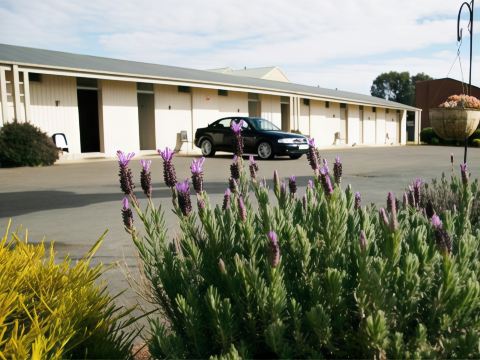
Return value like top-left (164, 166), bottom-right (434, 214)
top-left (309, 101), bottom-right (341, 146)
top-left (376, 108), bottom-right (387, 145)
top-left (299, 101), bottom-right (310, 136)
top-left (154, 84), bottom-right (192, 151)
top-left (385, 111), bottom-right (398, 144)
top-left (100, 80), bottom-right (139, 155)
top-left (219, 91), bottom-right (248, 117)
top-left (363, 107), bottom-right (376, 144)
top-left (347, 105), bottom-right (360, 145)
top-left (29, 74), bottom-right (81, 154)
top-left (260, 94), bottom-right (281, 128)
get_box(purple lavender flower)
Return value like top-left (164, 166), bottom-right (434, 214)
top-left (222, 188), bottom-right (231, 210)
top-left (307, 179), bottom-right (314, 189)
top-left (117, 150), bottom-right (136, 196)
top-left (319, 166), bottom-right (334, 197)
top-left (354, 192), bottom-right (361, 210)
top-left (333, 156), bottom-right (342, 185)
top-left (425, 200), bottom-right (435, 219)
top-left (140, 159), bottom-right (152, 198)
top-left (231, 120), bottom-right (244, 156)
top-left (288, 176), bottom-right (297, 195)
top-left (121, 197), bottom-right (133, 230)
top-left (431, 215), bottom-right (452, 254)
top-left (175, 180), bottom-right (192, 216)
top-left (267, 231), bottom-right (280, 268)
top-left (359, 230), bottom-right (367, 252)
top-left (158, 147), bottom-right (177, 188)
top-left (387, 192), bottom-right (395, 213)
top-left (230, 155), bottom-right (240, 180)
top-left (307, 138), bottom-right (319, 172)
top-left (302, 194), bottom-right (307, 210)
top-left (190, 157), bottom-right (205, 193)
top-left (237, 196), bottom-right (247, 222)
top-left (387, 192), bottom-right (399, 231)
top-left (460, 163), bottom-right (469, 186)
top-left (249, 155), bottom-right (259, 179)
top-left (412, 178), bottom-right (423, 206)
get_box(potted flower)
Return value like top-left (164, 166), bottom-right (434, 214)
top-left (429, 94), bottom-right (480, 141)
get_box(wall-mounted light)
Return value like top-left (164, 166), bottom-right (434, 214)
top-left (168, 105), bottom-right (171, 110)
top-left (237, 109), bottom-right (240, 113)
top-left (55, 100), bottom-right (60, 107)
top-left (333, 114), bottom-right (335, 118)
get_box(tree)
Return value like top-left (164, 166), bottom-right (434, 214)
top-left (370, 71), bottom-right (433, 106)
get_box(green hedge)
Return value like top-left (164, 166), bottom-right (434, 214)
top-left (420, 127), bottom-right (480, 146)
top-left (0, 122), bottom-right (59, 167)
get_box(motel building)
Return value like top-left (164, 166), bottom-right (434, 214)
top-left (0, 44), bottom-right (421, 158)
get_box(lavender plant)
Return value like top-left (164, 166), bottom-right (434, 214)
top-left (117, 145), bottom-right (480, 359)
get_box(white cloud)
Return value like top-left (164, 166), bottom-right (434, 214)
top-left (0, 0), bottom-right (478, 94)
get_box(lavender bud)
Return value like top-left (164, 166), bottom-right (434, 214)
top-left (408, 187), bottom-right (416, 208)
top-left (425, 200), bottom-right (435, 219)
top-left (117, 150), bottom-right (135, 196)
top-left (267, 231), bottom-right (280, 268)
top-left (288, 176), bottom-right (297, 195)
top-left (121, 197), bottom-right (133, 230)
top-left (158, 147), bottom-right (177, 188)
top-left (222, 188), bottom-right (231, 210)
top-left (307, 138), bottom-right (319, 172)
top-left (280, 181), bottom-right (287, 198)
top-left (354, 192), bottom-right (361, 210)
top-left (319, 167), bottom-right (334, 197)
top-left (231, 120), bottom-right (244, 157)
top-left (431, 215), bottom-right (451, 253)
top-left (218, 258), bottom-right (227, 274)
top-left (359, 230), bottom-right (367, 252)
top-left (379, 208), bottom-right (389, 227)
top-left (273, 170), bottom-right (280, 195)
top-left (302, 194), bottom-right (307, 210)
top-left (197, 196), bottom-right (206, 212)
top-left (249, 155), bottom-right (259, 179)
top-left (307, 179), bottom-right (314, 189)
top-left (175, 180), bottom-right (192, 216)
top-left (387, 192), bottom-right (395, 213)
top-left (237, 196), bottom-right (247, 222)
top-left (333, 156), bottom-right (342, 185)
top-left (228, 177), bottom-right (238, 193)
top-left (190, 157), bottom-right (205, 194)
top-left (230, 155), bottom-right (240, 180)
top-left (140, 159), bottom-right (152, 198)
top-left (402, 192), bottom-right (409, 209)
top-left (460, 163), bottom-right (469, 186)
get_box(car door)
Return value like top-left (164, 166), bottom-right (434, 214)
top-left (242, 119), bottom-right (257, 153)
top-left (210, 118), bottom-right (231, 150)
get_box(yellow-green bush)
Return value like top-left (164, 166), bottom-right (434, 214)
top-left (0, 222), bottom-right (135, 360)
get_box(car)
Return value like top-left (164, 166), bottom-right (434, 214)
top-left (194, 117), bottom-right (309, 159)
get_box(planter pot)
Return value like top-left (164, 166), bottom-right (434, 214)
top-left (429, 108), bottom-right (480, 141)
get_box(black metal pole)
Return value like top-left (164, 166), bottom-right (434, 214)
top-left (457, 0), bottom-right (474, 164)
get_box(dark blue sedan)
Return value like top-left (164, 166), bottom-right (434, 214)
top-left (194, 117), bottom-right (308, 159)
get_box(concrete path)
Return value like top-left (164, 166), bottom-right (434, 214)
top-left (0, 145), bottom-right (477, 331)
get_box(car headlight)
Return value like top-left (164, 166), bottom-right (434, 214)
top-left (278, 138), bottom-right (298, 144)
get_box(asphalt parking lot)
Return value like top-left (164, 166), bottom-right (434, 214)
top-left (0, 145), bottom-right (477, 324)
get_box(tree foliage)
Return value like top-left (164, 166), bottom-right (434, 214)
top-left (370, 71), bottom-right (433, 106)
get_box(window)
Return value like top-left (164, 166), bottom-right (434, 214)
top-left (137, 82), bottom-right (154, 93)
top-left (372, 107), bottom-right (376, 113)
top-left (178, 86), bottom-right (191, 93)
top-left (280, 96), bottom-right (289, 104)
top-left (340, 103), bottom-right (347, 109)
top-left (218, 89), bottom-right (228, 96)
top-left (77, 77), bottom-right (98, 89)
top-left (28, 73), bottom-right (41, 82)
top-left (303, 98), bottom-right (310, 106)
top-left (214, 119), bottom-right (232, 128)
top-left (325, 101), bottom-right (330, 108)
top-left (248, 93), bottom-right (260, 101)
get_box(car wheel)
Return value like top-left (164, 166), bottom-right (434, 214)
top-left (257, 142), bottom-right (274, 160)
top-left (201, 139), bottom-right (215, 157)
top-left (289, 154), bottom-right (303, 160)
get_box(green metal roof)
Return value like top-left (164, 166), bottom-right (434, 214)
top-left (0, 43), bottom-right (418, 111)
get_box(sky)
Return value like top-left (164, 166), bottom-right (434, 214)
top-left (1, 0), bottom-right (479, 95)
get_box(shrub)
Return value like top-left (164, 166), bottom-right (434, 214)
top-left (420, 127), bottom-right (437, 144)
top-left (0, 223), bottom-right (136, 359)
top-left (430, 136), bottom-right (440, 145)
top-left (0, 121), bottom-right (59, 167)
top-left (116, 145), bottom-right (480, 359)
top-left (469, 129), bottom-right (480, 145)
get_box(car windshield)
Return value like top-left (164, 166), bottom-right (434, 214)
top-left (249, 118), bottom-right (280, 131)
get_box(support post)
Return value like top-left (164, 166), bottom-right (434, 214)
top-left (23, 71), bottom-right (31, 122)
top-left (12, 64), bottom-right (22, 122)
top-left (0, 69), bottom-right (8, 125)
